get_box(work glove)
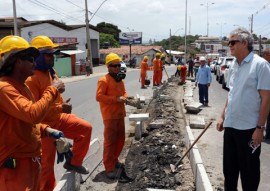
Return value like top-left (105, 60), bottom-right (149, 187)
top-left (55, 138), bottom-right (73, 164)
top-left (49, 130), bottom-right (64, 139)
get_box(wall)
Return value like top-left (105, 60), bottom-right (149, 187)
top-left (20, 23), bottom-right (99, 63)
top-left (54, 57), bottom-right (72, 77)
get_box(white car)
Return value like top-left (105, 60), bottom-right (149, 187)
top-left (216, 57), bottom-right (235, 85)
top-left (222, 59), bottom-right (235, 89)
top-left (120, 60), bottom-right (127, 73)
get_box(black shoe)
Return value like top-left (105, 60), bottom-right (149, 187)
top-left (63, 162), bottom-right (89, 174)
top-left (115, 162), bottom-right (125, 169)
top-left (118, 168), bottom-right (134, 183)
top-left (106, 168), bottom-right (122, 179)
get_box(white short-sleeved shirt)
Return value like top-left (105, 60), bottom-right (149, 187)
top-left (224, 52), bottom-right (270, 130)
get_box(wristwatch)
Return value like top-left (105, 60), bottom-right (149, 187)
top-left (256, 125), bottom-right (265, 130)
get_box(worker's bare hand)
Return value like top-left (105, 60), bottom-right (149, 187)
top-left (52, 78), bottom-right (65, 93)
top-left (62, 98), bottom-right (72, 113)
top-left (252, 128), bottom-right (264, 146)
top-left (117, 96), bottom-right (126, 103)
top-left (216, 118), bottom-right (224, 132)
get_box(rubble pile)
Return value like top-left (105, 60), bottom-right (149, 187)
top-left (116, 80), bottom-right (195, 191)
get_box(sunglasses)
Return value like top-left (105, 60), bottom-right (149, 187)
top-left (109, 64), bottom-right (121, 68)
top-left (248, 140), bottom-right (260, 154)
top-left (18, 56), bottom-right (35, 63)
top-left (228, 40), bottom-right (241, 46)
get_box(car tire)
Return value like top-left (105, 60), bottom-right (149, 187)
top-left (216, 74), bottom-right (219, 81)
top-left (219, 75), bottom-right (223, 84)
top-left (222, 77), bottom-right (226, 89)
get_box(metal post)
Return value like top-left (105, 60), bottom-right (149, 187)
top-left (206, 2), bottom-right (209, 37)
top-left (184, 0), bottom-right (187, 62)
top-left (169, 29), bottom-right (171, 62)
top-left (129, 41), bottom-right (132, 67)
top-left (85, 0), bottom-right (93, 75)
top-left (12, 0), bottom-right (18, 36)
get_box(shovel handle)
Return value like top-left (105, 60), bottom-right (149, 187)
top-left (174, 121), bottom-right (212, 167)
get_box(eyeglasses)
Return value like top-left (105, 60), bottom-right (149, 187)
top-left (228, 40), bottom-right (241, 46)
top-left (109, 64), bottom-right (121, 68)
top-left (19, 56), bottom-right (35, 63)
top-left (248, 140), bottom-right (260, 154)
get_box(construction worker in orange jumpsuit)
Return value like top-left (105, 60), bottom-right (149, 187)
top-left (96, 53), bottom-right (134, 183)
top-left (0, 36), bottom-right (65, 191)
top-left (140, 56), bottom-right (149, 89)
top-left (159, 54), bottom-right (166, 84)
top-left (179, 64), bottom-right (187, 85)
top-left (153, 52), bottom-right (161, 86)
top-left (25, 36), bottom-right (92, 191)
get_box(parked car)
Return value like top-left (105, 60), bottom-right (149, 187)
top-left (210, 60), bottom-right (218, 73)
top-left (222, 59), bottom-right (235, 89)
top-left (120, 60), bottom-right (127, 73)
top-left (216, 57), bottom-right (235, 85)
top-left (214, 57), bottom-right (225, 75)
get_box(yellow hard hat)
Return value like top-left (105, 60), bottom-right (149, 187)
top-left (156, 52), bottom-right (161, 57)
top-left (143, 56), bottom-right (148, 60)
top-left (161, 54), bottom-right (165, 58)
top-left (105, 53), bottom-right (121, 66)
top-left (31, 35), bottom-right (58, 49)
top-left (0, 36), bottom-right (39, 69)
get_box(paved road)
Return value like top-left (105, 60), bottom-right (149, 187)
top-left (190, 73), bottom-right (270, 191)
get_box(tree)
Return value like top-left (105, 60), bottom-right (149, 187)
top-left (99, 33), bottom-right (120, 48)
top-left (97, 22), bottom-right (121, 42)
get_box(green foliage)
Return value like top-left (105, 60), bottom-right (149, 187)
top-left (100, 33), bottom-right (120, 48)
top-left (97, 22), bottom-right (121, 41)
top-left (154, 35), bottom-right (200, 51)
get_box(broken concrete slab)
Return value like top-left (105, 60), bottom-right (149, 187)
top-left (189, 115), bottom-right (205, 129)
top-left (185, 102), bottom-right (203, 114)
top-left (148, 119), bottom-right (165, 129)
top-left (129, 113), bottom-right (150, 121)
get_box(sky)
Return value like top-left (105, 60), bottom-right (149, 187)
top-left (1, 0), bottom-right (270, 43)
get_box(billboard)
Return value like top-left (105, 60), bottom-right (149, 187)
top-left (119, 32), bottom-right (142, 45)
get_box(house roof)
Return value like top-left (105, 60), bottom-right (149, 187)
top-left (0, 17), bottom-right (98, 32)
top-left (100, 45), bottom-right (163, 55)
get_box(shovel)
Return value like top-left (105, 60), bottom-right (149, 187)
top-left (170, 121), bottom-right (212, 173)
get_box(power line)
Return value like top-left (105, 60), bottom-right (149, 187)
top-left (253, 1), bottom-right (270, 16)
top-left (27, 0), bottom-right (84, 23)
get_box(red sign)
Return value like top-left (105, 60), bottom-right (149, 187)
top-left (50, 37), bottom-right (77, 43)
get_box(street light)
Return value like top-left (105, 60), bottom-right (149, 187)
top-left (200, 2), bottom-right (215, 37)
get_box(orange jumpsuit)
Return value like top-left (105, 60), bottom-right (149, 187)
top-left (153, 58), bottom-right (160, 86)
top-left (180, 65), bottom-right (187, 84)
top-left (158, 60), bottom-right (164, 84)
top-left (0, 76), bottom-right (59, 191)
top-left (96, 74), bottom-right (127, 172)
top-left (140, 59), bottom-right (148, 87)
top-left (26, 70), bottom-right (92, 191)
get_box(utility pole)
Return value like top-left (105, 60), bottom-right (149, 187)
top-left (169, 29), bottom-right (172, 63)
top-left (250, 14), bottom-right (253, 33)
top-left (184, 0), bottom-right (187, 62)
top-left (12, 0), bottom-right (18, 36)
top-left (85, 0), bottom-right (93, 75)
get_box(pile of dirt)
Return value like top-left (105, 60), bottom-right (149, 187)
top-left (116, 81), bottom-right (195, 191)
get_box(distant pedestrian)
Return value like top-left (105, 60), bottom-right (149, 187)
top-left (186, 56), bottom-right (194, 77)
top-left (216, 27), bottom-right (270, 191)
top-left (195, 56), bottom-right (212, 106)
top-left (159, 54), bottom-right (165, 84)
top-left (262, 48), bottom-right (270, 140)
top-left (193, 57), bottom-right (200, 78)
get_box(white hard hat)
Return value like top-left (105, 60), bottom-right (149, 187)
top-left (199, 56), bottom-right (206, 61)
